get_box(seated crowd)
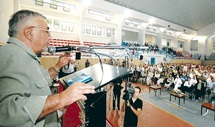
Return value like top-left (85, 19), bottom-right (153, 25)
top-left (121, 41), bottom-right (185, 58)
top-left (125, 62), bottom-right (215, 103)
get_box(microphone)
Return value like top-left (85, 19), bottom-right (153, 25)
top-left (48, 46), bottom-right (78, 53)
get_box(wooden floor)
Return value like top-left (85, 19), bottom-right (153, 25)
top-left (105, 81), bottom-right (194, 127)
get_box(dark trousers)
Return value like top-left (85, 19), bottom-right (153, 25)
top-left (124, 122), bottom-right (137, 127)
top-left (195, 89), bottom-right (202, 100)
top-left (113, 93), bottom-right (121, 109)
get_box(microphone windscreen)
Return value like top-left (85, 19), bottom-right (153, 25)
top-left (48, 47), bottom-right (56, 54)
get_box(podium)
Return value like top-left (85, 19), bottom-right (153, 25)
top-left (59, 63), bottom-right (129, 127)
top-left (59, 63), bottom-right (129, 90)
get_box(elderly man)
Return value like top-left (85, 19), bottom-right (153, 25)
top-left (0, 10), bottom-right (95, 127)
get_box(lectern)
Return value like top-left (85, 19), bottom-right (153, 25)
top-left (59, 63), bottom-right (129, 127)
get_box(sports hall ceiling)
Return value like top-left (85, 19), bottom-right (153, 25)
top-left (104, 0), bottom-right (215, 31)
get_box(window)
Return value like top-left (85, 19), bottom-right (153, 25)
top-left (190, 40), bottom-right (198, 51)
top-left (213, 41), bottom-right (215, 50)
top-left (92, 26), bottom-right (96, 35)
top-left (83, 25), bottom-right (85, 34)
top-left (122, 30), bottom-right (138, 42)
top-left (178, 41), bottom-right (184, 48)
top-left (167, 42), bottom-right (170, 46)
top-left (86, 25), bottom-right (91, 34)
top-left (107, 28), bottom-right (111, 37)
top-left (47, 18), bottom-right (52, 29)
top-left (97, 27), bottom-right (101, 36)
top-left (54, 19), bottom-right (60, 30)
top-left (61, 21), bottom-right (67, 31)
top-left (68, 22), bottom-right (74, 32)
top-left (145, 34), bottom-right (156, 45)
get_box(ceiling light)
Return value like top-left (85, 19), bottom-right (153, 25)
top-left (88, 9), bottom-right (114, 20)
top-left (147, 25), bottom-right (158, 30)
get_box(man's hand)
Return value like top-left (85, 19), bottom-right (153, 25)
top-left (38, 82), bottom-right (95, 120)
top-left (55, 53), bottom-right (71, 70)
top-left (127, 101), bottom-right (131, 107)
top-left (48, 53), bottom-right (71, 79)
top-left (59, 82), bottom-right (95, 107)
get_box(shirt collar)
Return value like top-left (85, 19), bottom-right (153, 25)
top-left (7, 37), bottom-right (40, 63)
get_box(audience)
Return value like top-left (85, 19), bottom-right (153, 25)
top-left (127, 62), bottom-right (215, 103)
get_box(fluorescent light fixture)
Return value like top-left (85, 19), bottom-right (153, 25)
top-left (50, 1), bottom-right (58, 9)
top-left (44, 0), bottom-right (51, 3)
top-left (124, 19), bottom-right (140, 27)
top-left (34, 0), bottom-right (76, 10)
top-left (165, 30), bottom-right (172, 33)
top-left (165, 29), bottom-right (173, 35)
top-left (106, 17), bottom-right (111, 21)
top-left (132, 21), bottom-right (139, 26)
top-left (147, 25), bottom-right (158, 30)
top-left (88, 9), bottom-right (114, 20)
top-left (125, 19), bottom-right (131, 24)
top-left (178, 33), bottom-right (188, 39)
top-left (57, 1), bottom-right (76, 10)
top-left (142, 23), bottom-right (148, 28)
top-left (63, 7), bottom-right (70, 12)
top-left (56, 2), bottom-right (64, 7)
top-left (35, 0), bottom-right (44, 6)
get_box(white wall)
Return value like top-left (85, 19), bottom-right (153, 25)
top-left (198, 22), bottom-right (215, 36)
top-left (198, 23), bottom-right (215, 56)
top-left (20, 0), bottom-right (82, 40)
top-left (0, 0), bottom-right (215, 58)
top-left (0, 0), bottom-right (15, 43)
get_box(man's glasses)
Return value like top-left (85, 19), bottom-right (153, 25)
top-left (31, 26), bottom-right (50, 35)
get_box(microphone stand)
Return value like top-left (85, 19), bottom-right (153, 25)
top-left (123, 47), bottom-right (131, 127)
top-left (79, 45), bottom-right (130, 107)
top-left (79, 46), bottom-right (119, 102)
top-left (52, 45), bottom-right (130, 127)
top-left (76, 47), bottom-right (113, 127)
top-left (90, 45), bottom-right (131, 126)
top-left (86, 45), bottom-right (131, 90)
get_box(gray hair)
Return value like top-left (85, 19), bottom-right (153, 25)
top-left (8, 10), bottom-right (46, 37)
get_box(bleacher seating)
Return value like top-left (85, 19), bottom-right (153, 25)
top-left (178, 51), bottom-right (190, 59)
top-left (207, 53), bottom-right (215, 60)
top-left (42, 39), bottom-right (81, 56)
top-left (83, 41), bottom-right (109, 47)
top-left (42, 39), bottom-right (112, 57)
top-left (49, 39), bottom-right (80, 47)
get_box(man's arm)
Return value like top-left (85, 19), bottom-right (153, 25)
top-left (127, 101), bottom-right (142, 117)
top-left (129, 104), bottom-right (142, 117)
top-left (48, 54), bottom-right (70, 79)
top-left (37, 93), bottom-right (62, 120)
top-left (38, 82), bottom-right (95, 120)
top-left (39, 54), bottom-right (95, 120)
